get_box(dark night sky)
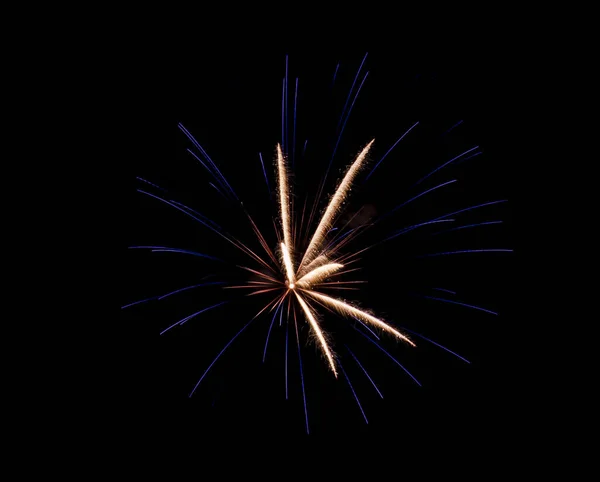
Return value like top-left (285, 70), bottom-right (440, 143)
top-left (121, 48), bottom-right (515, 443)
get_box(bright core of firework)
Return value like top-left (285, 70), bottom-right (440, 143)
top-left (249, 139), bottom-right (415, 377)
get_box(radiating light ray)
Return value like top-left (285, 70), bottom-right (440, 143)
top-left (353, 317), bottom-right (380, 340)
top-left (318, 286), bottom-right (360, 291)
top-left (399, 326), bottom-right (470, 364)
top-left (247, 288), bottom-right (281, 296)
top-left (209, 182), bottom-right (228, 199)
top-left (455, 151), bottom-right (483, 166)
top-left (187, 149), bottom-right (231, 197)
top-left (189, 316), bottom-right (256, 398)
top-left (123, 276), bottom-right (219, 309)
top-left (253, 295), bottom-right (284, 320)
top-left (170, 200), bottom-right (222, 231)
top-left (431, 199), bottom-right (508, 223)
top-left (432, 220), bottom-right (503, 236)
top-left (305, 56), bottom-right (369, 247)
top-left (294, 316), bottom-right (309, 434)
top-left (258, 152), bottom-right (271, 195)
top-left (336, 53), bottom-right (368, 131)
top-left (332, 62), bottom-right (340, 86)
top-left (432, 288), bottom-right (456, 295)
top-left (293, 77), bottom-right (298, 166)
top-left (160, 301), bottom-right (228, 336)
top-left (224, 284), bottom-right (272, 290)
top-left (296, 263), bottom-right (344, 288)
top-left (345, 345), bottom-right (384, 398)
top-left (339, 360), bottom-right (368, 424)
top-left (136, 176), bottom-right (168, 192)
top-left (243, 209), bottom-right (279, 267)
top-left (299, 140), bottom-right (375, 272)
top-left (294, 292), bottom-right (338, 377)
top-left (129, 245), bottom-right (222, 262)
top-left (328, 71), bottom-right (370, 173)
top-left (137, 190), bottom-right (273, 272)
top-left (365, 121), bottom-right (420, 181)
top-left (414, 145), bottom-right (479, 186)
top-left (317, 281), bottom-right (365, 286)
top-left (387, 179), bottom-right (457, 216)
top-left (304, 290), bottom-right (415, 346)
top-left (417, 294), bottom-right (498, 315)
top-left (121, 296), bottom-right (156, 310)
top-left (179, 123), bottom-right (239, 201)
top-left (379, 220), bottom-right (455, 245)
top-left (158, 282), bottom-right (226, 300)
top-left (375, 199), bottom-right (508, 242)
top-left (281, 77), bottom-right (285, 151)
top-left (263, 304), bottom-right (282, 362)
top-left (354, 327), bottom-right (421, 386)
top-left (326, 226), bottom-right (368, 255)
top-left (236, 266), bottom-right (280, 284)
top-left (279, 302), bottom-right (285, 326)
top-left (443, 119), bottom-right (463, 136)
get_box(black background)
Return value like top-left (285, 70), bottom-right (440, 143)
top-left (121, 47), bottom-right (515, 444)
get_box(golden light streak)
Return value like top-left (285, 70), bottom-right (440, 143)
top-left (277, 145), bottom-right (294, 266)
top-left (294, 292), bottom-right (338, 377)
top-left (303, 290), bottom-right (415, 346)
top-left (299, 140), bottom-right (375, 271)
top-left (296, 254), bottom-right (330, 279)
top-left (296, 263), bottom-right (344, 289)
top-left (281, 242), bottom-right (296, 286)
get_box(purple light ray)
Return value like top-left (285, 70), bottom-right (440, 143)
top-left (189, 317), bottom-right (256, 397)
top-left (414, 145), bottom-right (479, 186)
top-left (418, 294), bottom-right (498, 316)
top-left (294, 317), bottom-right (309, 434)
top-left (160, 301), bottom-right (228, 335)
top-left (345, 345), bottom-right (383, 398)
top-left (354, 327), bottom-right (421, 387)
top-left (364, 121), bottom-right (420, 182)
top-left (339, 360), bottom-right (368, 424)
top-left (263, 304), bottom-right (282, 362)
top-left (399, 326), bottom-right (470, 364)
top-left (432, 220), bottom-right (503, 236)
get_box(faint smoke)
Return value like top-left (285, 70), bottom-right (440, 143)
top-left (347, 204), bottom-right (377, 228)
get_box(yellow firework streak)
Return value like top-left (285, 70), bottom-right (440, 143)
top-left (302, 290), bottom-right (415, 346)
top-left (297, 254), bottom-right (330, 279)
top-left (296, 263), bottom-right (344, 289)
top-left (267, 139), bottom-right (414, 376)
top-left (280, 242), bottom-right (296, 286)
top-left (276, 145), bottom-right (293, 265)
top-left (298, 140), bottom-right (375, 272)
top-left (294, 291), bottom-right (338, 377)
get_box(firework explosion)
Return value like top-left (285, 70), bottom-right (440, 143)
top-left (124, 54), bottom-right (511, 434)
